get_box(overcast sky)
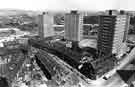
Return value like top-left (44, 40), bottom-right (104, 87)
top-left (0, 0), bottom-right (135, 11)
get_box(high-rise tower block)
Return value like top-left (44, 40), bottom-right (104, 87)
top-left (38, 12), bottom-right (54, 39)
top-left (98, 14), bottom-right (130, 58)
top-left (64, 11), bottom-right (83, 41)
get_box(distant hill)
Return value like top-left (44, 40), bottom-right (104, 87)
top-left (0, 9), bottom-right (40, 17)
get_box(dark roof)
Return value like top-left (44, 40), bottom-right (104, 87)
top-left (0, 47), bottom-right (20, 56)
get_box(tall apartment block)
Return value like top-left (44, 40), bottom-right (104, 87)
top-left (64, 11), bottom-right (83, 41)
top-left (97, 13), bottom-right (130, 58)
top-left (38, 12), bottom-right (54, 39)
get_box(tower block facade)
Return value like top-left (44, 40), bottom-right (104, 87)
top-left (38, 12), bottom-right (54, 38)
top-left (98, 14), bottom-right (130, 58)
top-left (64, 11), bottom-right (83, 41)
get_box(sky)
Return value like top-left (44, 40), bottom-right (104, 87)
top-left (0, 0), bottom-right (134, 11)
top-left (119, 0), bottom-right (135, 10)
